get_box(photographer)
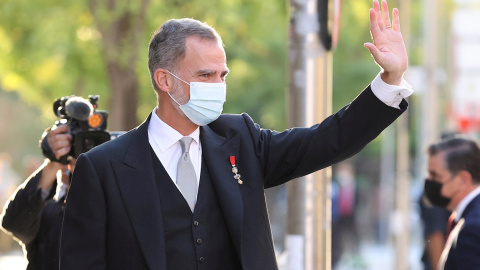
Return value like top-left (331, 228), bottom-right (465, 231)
top-left (0, 124), bottom-right (74, 270)
top-left (1, 94), bottom-right (114, 269)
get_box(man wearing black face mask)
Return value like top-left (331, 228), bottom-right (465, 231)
top-left (423, 136), bottom-right (480, 270)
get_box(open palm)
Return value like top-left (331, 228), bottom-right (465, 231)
top-left (364, 0), bottom-right (408, 85)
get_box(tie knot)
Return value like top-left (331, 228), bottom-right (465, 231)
top-left (179, 137), bottom-right (193, 154)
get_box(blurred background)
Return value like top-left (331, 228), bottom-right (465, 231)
top-left (0, 0), bottom-right (476, 269)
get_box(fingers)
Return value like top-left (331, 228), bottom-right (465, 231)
top-left (381, 1), bottom-right (391, 28)
top-left (50, 124), bottom-right (69, 134)
top-left (372, 0), bottom-right (385, 30)
top-left (372, 0), bottom-right (396, 31)
top-left (47, 125), bottom-right (72, 159)
top-left (392, 8), bottom-right (401, 32)
top-left (369, 8), bottom-right (381, 38)
top-left (51, 141), bottom-right (71, 160)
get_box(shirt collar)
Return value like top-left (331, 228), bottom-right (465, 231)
top-left (454, 185), bottom-right (480, 222)
top-left (148, 107), bottom-right (200, 151)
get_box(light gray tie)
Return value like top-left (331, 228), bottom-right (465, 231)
top-left (177, 137), bottom-right (197, 212)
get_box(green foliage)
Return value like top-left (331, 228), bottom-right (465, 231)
top-left (0, 0), bottom-right (109, 122)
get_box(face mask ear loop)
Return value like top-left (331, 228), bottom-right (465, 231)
top-left (167, 92), bottom-right (182, 106)
top-left (165, 70), bottom-right (190, 86)
top-left (164, 70), bottom-right (190, 106)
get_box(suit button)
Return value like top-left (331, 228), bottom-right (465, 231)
top-left (196, 238), bottom-right (202, 244)
top-left (193, 221), bottom-right (199, 226)
top-left (199, 257), bottom-right (205, 263)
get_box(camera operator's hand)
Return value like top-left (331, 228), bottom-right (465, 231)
top-left (37, 125), bottom-right (73, 194)
top-left (47, 125), bottom-right (72, 160)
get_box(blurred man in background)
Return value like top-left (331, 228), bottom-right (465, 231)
top-left (1, 125), bottom-right (73, 270)
top-left (419, 197), bottom-right (450, 270)
top-left (423, 136), bottom-right (480, 269)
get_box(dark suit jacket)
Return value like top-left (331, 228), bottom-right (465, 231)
top-left (60, 87), bottom-right (407, 270)
top-left (439, 193), bottom-right (480, 270)
top-left (1, 166), bottom-right (63, 270)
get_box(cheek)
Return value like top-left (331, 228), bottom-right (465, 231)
top-left (173, 83), bottom-right (190, 104)
top-left (440, 183), bottom-right (455, 198)
top-left (440, 186), bottom-right (450, 197)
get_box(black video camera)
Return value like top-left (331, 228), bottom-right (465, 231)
top-left (41, 95), bottom-right (111, 164)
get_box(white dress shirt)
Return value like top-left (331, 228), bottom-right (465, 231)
top-left (371, 73), bottom-right (413, 109)
top-left (148, 109), bottom-right (202, 192)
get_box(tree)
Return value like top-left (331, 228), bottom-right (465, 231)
top-left (88, 0), bottom-right (149, 131)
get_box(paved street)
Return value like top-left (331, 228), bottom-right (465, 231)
top-left (0, 239), bottom-right (423, 270)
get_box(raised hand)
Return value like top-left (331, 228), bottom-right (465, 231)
top-left (364, 0), bottom-right (408, 85)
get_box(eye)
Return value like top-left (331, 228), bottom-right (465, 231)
top-left (220, 72), bottom-right (229, 81)
top-left (200, 73), bottom-right (209, 78)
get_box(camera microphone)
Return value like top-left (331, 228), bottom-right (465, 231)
top-left (65, 96), bottom-right (93, 121)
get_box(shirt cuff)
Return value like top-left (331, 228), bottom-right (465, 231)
top-left (370, 73), bottom-right (414, 109)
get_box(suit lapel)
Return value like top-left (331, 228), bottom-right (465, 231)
top-left (112, 114), bottom-right (167, 270)
top-left (200, 125), bottom-right (244, 258)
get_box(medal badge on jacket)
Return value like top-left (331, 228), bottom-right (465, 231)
top-left (230, 156), bottom-right (243, 184)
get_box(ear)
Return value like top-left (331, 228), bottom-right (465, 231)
top-left (458, 170), bottom-right (474, 186)
top-left (154, 68), bottom-right (173, 92)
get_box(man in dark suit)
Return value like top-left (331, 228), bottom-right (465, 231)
top-left (423, 137), bottom-right (480, 270)
top-left (60, 1), bottom-right (412, 269)
top-left (1, 125), bottom-right (73, 270)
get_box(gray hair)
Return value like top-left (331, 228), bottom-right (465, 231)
top-left (148, 18), bottom-right (224, 91)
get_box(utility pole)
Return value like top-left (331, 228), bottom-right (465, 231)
top-left (394, 0), bottom-right (411, 269)
top-left (422, 0), bottom-right (440, 149)
top-left (286, 0), bottom-right (339, 269)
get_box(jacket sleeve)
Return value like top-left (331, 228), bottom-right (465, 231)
top-left (244, 86), bottom-right (407, 188)
top-left (60, 153), bottom-right (107, 270)
top-left (0, 165), bottom-right (56, 244)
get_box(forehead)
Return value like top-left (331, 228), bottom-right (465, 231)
top-left (429, 152), bottom-right (445, 168)
top-left (178, 36), bottom-right (227, 73)
top-left (428, 152), bottom-right (449, 176)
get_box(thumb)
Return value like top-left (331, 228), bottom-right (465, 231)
top-left (364, 42), bottom-right (380, 59)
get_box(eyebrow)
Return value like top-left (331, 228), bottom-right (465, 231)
top-left (195, 68), bottom-right (230, 76)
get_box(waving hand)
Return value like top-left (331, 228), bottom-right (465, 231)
top-left (364, 0), bottom-right (408, 85)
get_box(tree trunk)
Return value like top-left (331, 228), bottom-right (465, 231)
top-left (89, 0), bottom-right (149, 131)
top-left (106, 61), bottom-right (138, 131)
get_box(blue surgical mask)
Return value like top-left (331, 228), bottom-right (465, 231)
top-left (166, 70), bottom-right (226, 126)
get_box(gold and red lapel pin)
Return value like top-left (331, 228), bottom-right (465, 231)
top-left (229, 156), bottom-right (243, 184)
